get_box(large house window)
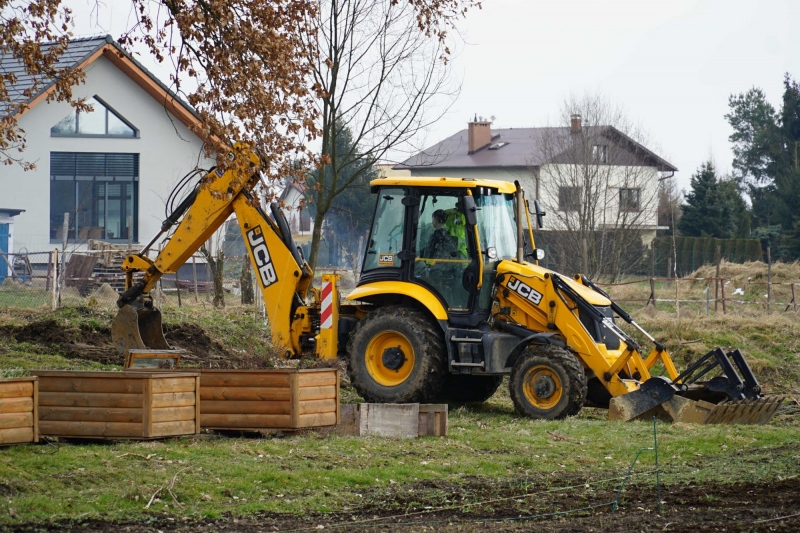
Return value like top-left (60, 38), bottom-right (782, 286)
top-left (50, 153), bottom-right (139, 242)
top-left (51, 96), bottom-right (138, 137)
top-left (592, 144), bottom-right (608, 163)
top-left (619, 187), bottom-right (641, 212)
top-left (558, 187), bottom-right (581, 211)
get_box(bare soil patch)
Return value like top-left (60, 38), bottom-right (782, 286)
top-left (9, 477), bottom-right (800, 532)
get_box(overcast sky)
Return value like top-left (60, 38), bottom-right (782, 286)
top-left (433, 0), bottom-right (799, 191)
top-left (72, 0), bottom-right (798, 192)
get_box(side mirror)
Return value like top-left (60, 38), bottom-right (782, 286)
top-left (462, 195), bottom-right (478, 226)
top-left (532, 200), bottom-right (545, 229)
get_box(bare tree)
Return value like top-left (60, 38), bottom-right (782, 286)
top-left (533, 93), bottom-right (671, 280)
top-left (2, 0), bottom-right (476, 180)
top-left (302, 0), bottom-right (468, 271)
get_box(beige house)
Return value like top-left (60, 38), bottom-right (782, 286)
top-left (395, 116), bottom-right (676, 245)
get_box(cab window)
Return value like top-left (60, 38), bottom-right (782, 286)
top-left (362, 188), bottom-right (405, 271)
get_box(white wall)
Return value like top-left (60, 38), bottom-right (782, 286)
top-left (2, 55), bottom-right (212, 255)
top-left (409, 163), bottom-right (659, 240)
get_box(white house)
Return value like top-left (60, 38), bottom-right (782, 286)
top-left (395, 116), bottom-right (677, 245)
top-left (0, 35), bottom-right (213, 259)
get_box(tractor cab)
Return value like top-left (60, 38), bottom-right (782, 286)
top-left (358, 177), bottom-right (522, 324)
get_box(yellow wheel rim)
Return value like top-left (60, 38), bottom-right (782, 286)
top-left (522, 365), bottom-right (563, 410)
top-left (365, 331), bottom-right (415, 387)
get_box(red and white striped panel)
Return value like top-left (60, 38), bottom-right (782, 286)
top-left (320, 282), bottom-right (333, 329)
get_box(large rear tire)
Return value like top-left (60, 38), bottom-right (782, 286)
top-left (510, 345), bottom-right (587, 419)
top-left (437, 375), bottom-right (503, 404)
top-left (346, 306), bottom-right (446, 403)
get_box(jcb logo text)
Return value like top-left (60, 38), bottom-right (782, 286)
top-left (507, 276), bottom-right (543, 305)
top-left (246, 227), bottom-right (278, 288)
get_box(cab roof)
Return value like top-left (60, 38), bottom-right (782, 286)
top-left (370, 176), bottom-right (517, 194)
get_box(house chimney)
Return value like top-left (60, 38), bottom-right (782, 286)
top-left (468, 115), bottom-right (493, 154)
top-left (570, 113), bottom-right (582, 133)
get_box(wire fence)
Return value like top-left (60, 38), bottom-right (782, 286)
top-left (2, 247), bottom-right (797, 317)
top-left (0, 248), bottom-right (362, 312)
top-left (598, 275), bottom-right (799, 316)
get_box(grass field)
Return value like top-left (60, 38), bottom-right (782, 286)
top-left (1, 280), bottom-right (799, 530)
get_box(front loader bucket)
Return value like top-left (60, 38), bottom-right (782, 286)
top-left (112, 304), bottom-right (171, 355)
top-left (701, 396), bottom-right (784, 424)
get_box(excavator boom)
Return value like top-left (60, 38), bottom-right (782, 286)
top-left (112, 144), bottom-right (315, 358)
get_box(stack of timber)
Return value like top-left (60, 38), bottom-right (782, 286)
top-left (0, 377), bottom-right (38, 445)
top-left (198, 369), bottom-right (339, 430)
top-left (30, 371), bottom-right (200, 439)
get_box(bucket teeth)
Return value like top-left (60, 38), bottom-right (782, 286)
top-left (702, 396), bottom-right (784, 425)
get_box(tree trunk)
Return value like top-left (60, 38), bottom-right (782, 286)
top-left (240, 257), bottom-right (254, 305)
top-left (201, 245), bottom-right (225, 308)
top-left (307, 210), bottom-right (326, 272)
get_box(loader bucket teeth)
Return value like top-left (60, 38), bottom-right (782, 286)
top-left (702, 396), bottom-right (784, 425)
top-left (112, 304), bottom-right (171, 355)
top-left (608, 377), bottom-right (677, 422)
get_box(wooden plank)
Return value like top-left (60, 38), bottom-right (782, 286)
top-left (39, 420), bottom-right (144, 438)
top-left (290, 372), bottom-right (300, 429)
top-left (0, 397), bottom-right (33, 413)
top-left (0, 427), bottom-right (34, 444)
top-left (296, 372), bottom-right (338, 387)
top-left (152, 377), bottom-right (198, 394)
top-left (200, 386), bottom-right (291, 401)
top-left (0, 412), bottom-right (33, 429)
top-left (297, 411), bottom-right (338, 428)
top-left (200, 400), bottom-right (291, 415)
top-left (298, 399), bottom-right (337, 415)
top-left (152, 419), bottom-right (197, 437)
top-left (30, 371), bottom-right (192, 379)
top-left (152, 392), bottom-right (196, 408)
top-left (32, 377), bottom-right (38, 443)
top-left (200, 413), bottom-right (292, 428)
top-left (418, 404), bottom-right (448, 437)
top-left (152, 406), bottom-right (196, 423)
top-left (36, 377), bottom-right (143, 394)
top-left (359, 404), bottom-right (419, 438)
top-left (142, 375), bottom-right (152, 438)
top-left (38, 392), bottom-right (142, 408)
top-left (199, 373), bottom-right (291, 388)
top-left (334, 371), bottom-right (340, 425)
top-left (297, 386), bottom-right (337, 401)
top-left (38, 407), bottom-right (142, 423)
top-left (194, 375), bottom-right (201, 434)
top-left (0, 381), bottom-right (34, 398)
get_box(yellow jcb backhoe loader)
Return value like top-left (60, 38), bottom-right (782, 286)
top-left (113, 144), bottom-right (781, 424)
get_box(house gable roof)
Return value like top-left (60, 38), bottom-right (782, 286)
top-left (397, 125), bottom-right (677, 172)
top-left (1, 35), bottom-right (205, 141)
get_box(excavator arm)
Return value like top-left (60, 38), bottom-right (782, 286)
top-left (112, 144), bottom-right (315, 357)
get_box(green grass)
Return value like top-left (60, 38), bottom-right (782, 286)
top-left (0, 305), bottom-right (798, 527)
top-left (1, 402), bottom-right (798, 526)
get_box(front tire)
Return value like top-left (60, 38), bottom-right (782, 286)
top-left (510, 345), bottom-right (587, 419)
top-left (346, 306), bottom-right (446, 403)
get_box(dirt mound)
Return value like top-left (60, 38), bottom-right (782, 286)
top-left (0, 316), bottom-right (264, 367)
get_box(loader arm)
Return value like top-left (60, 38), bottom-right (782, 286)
top-left (114, 144), bottom-right (314, 356)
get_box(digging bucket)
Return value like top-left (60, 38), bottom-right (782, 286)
top-left (112, 303), bottom-right (171, 355)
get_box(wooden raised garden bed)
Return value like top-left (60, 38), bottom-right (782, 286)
top-left (198, 368), bottom-right (339, 430)
top-left (30, 371), bottom-right (200, 439)
top-left (0, 377), bottom-right (38, 445)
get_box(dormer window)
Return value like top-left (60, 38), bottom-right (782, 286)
top-left (592, 144), bottom-right (608, 163)
top-left (51, 96), bottom-right (138, 137)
